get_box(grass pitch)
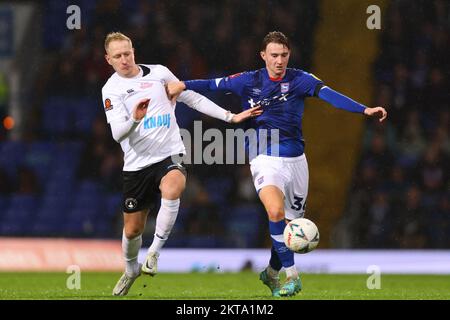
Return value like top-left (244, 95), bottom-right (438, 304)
top-left (0, 272), bottom-right (449, 300)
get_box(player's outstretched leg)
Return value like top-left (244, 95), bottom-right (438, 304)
top-left (113, 263), bottom-right (142, 296)
top-left (141, 197), bottom-right (180, 276)
top-left (279, 275), bottom-right (302, 297)
top-left (269, 220), bottom-right (302, 297)
top-left (141, 251), bottom-right (160, 276)
top-left (114, 230), bottom-right (144, 296)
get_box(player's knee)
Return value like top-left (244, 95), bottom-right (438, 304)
top-left (161, 184), bottom-right (184, 199)
top-left (266, 205), bottom-right (285, 221)
top-left (160, 173), bottom-right (185, 199)
top-left (124, 227), bottom-right (143, 239)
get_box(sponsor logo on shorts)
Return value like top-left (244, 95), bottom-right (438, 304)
top-left (125, 198), bottom-right (137, 210)
top-left (258, 176), bottom-right (264, 185)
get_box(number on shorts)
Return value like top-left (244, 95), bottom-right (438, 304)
top-left (291, 196), bottom-right (304, 211)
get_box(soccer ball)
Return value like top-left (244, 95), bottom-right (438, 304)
top-left (283, 218), bottom-right (320, 254)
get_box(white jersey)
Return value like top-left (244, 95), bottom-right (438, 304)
top-left (102, 64), bottom-right (186, 171)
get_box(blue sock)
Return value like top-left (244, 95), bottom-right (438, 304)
top-left (270, 246), bottom-right (282, 271)
top-left (269, 220), bottom-right (294, 268)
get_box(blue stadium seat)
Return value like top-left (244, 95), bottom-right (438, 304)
top-left (204, 177), bottom-right (232, 206)
top-left (0, 141), bottom-right (25, 179)
top-left (5, 194), bottom-right (38, 214)
top-left (32, 202), bottom-right (67, 235)
top-left (64, 208), bottom-right (99, 236)
top-left (72, 191), bottom-right (103, 209)
top-left (0, 194), bottom-right (38, 235)
top-left (0, 196), bottom-right (10, 222)
top-left (42, 1), bottom-right (70, 49)
top-left (24, 141), bottom-right (56, 184)
top-left (45, 176), bottom-right (74, 196)
top-left (225, 204), bottom-right (265, 248)
top-left (172, 207), bottom-right (189, 232)
top-left (185, 235), bottom-right (226, 248)
top-left (104, 193), bottom-right (122, 219)
top-left (77, 180), bottom-right (101, 196)
top-left (73, 98), bottom-right (100, 133)
top-left (42, 96), bottom-right (72, 135)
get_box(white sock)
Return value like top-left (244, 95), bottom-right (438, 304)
top-left (285, 265), bottom-right (299, 279)
top-left (148, 198), bottom-right (180, 254)
top-left (267, 265), bottom-right (280, 278)
top-left (122, 231), bottom-right (142, 276)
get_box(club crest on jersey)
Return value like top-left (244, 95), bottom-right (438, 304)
top-left (104, 98), bottom-right (113, 111)
top-left (140, 82), bottom-right (153, 89)
top-left (280, 82), bottom-right (290, 93)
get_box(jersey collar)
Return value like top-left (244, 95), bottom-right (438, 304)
top-left (265, 68), bottom-right (285, 82)
top-left (139, 64), bottom-right (151, 77)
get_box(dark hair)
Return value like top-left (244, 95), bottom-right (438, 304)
top-left (261, 31), bottom-right (290, 51)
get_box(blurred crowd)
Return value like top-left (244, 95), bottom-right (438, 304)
top-left (0, 0), bottom-right (318, 247)
top-left (344, 0), bottom-right (449, 248)
top-left (0, 0), bottom-right (447, 249)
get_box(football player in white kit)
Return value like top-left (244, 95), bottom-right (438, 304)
top-left (102, 32), bottom-right (261, 296)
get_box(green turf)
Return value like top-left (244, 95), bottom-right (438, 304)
top-left (0, 272), bottom-right (448, 300)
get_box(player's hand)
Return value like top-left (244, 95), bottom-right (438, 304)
top-left (166, 81), bottom-right (186, 102)
top-left (231, 105), bottom-right (263, 123)
top-left (133, 98), bottom-right (150, 121)
top-left (364, 106), bottom-right (387, 122)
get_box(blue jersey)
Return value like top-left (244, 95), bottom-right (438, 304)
top-left (186, 68), bottom-right (324, 157)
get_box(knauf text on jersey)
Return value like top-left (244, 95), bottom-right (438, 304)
top-left (143, 113), bottom-right (171, 129)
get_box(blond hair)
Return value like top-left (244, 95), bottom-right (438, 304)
top-left (104, 32), bottom-right (132, 52)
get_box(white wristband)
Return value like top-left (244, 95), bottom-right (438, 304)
top-left (225, 111), bottom-right (235, 123)
top-left (131, 115), bottom-right (142, 124)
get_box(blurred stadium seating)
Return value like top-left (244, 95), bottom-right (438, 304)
top-left (0, 0), bottom-right (448, 250)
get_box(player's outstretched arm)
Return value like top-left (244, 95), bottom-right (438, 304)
top-left (230, 105), bottom-right (263, 123)
top-left (167, 74), bottom-right (242, 100)
top-left (317, 86), bottom-right (387, 122)
top-left (363, 106), bottom-right (387, 122)
top-left (177, 90), bottom-right (261, 123)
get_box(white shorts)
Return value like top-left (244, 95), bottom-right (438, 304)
top-left (250, 154), bottom-right (309, 220)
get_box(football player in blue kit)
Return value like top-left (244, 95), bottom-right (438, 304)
top-left (167, 31), bottom-right (387, 297)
